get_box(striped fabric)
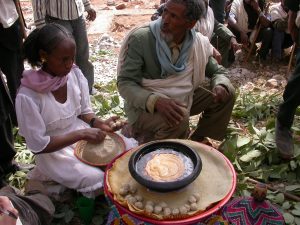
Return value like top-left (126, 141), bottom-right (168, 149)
top-left (221, 197), bottom-right (285, 225)
top-left (32, 0), bottom-right (92, 28)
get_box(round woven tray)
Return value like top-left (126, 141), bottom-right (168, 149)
top-left (74, 132), bottom-right (126, 167)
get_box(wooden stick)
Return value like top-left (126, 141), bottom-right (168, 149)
top-left (244, 3), bottom-right (270, 63)
top-left (244, 24), bottom-right (261, 63)
top-left (198, 85), bottom-right (216, 96)
top-left (287, 43), bottom-right (296, 76)
top-left (246, 177), bottom-right (300, 202)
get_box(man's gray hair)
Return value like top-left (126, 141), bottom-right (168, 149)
top-left (171, 0), bottom-right (206, 21)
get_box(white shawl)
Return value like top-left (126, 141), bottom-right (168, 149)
top-left (195, 7), bottom-right (215, 40)
top-left (141, 33), bottom-right (213, 111)
top-left (230, 0), bottom-right (251, 33)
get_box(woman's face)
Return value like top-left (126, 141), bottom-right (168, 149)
top-left (42, 38), bottom-right (76, 77)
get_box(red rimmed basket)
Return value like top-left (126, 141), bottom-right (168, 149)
top-left (104, 144), bottom-right (236, 224)
top-left (74, 132), bottom-right (126, 167)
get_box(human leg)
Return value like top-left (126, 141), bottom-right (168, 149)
top-left (0, 21), bottom-right (24, 102)
top-left (257, 27), bottom-right (273, 60)
top-left (189, 86), bottom-right (235, 141)
top-left (271, 29), bottom-right (284, 60)
top-left (209, 0), bottom-right (226, 24)
top-left (71, 17), bottom-right (94, 92)
top-left (132, 109), bottom-right (190, 144)
top-left (32, 147), bottom-right (104, 198)
top-left (0, 116), bottom-right (16, 179)
top-left (276, 49), bottom-right (300, 158)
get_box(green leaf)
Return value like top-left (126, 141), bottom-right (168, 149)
top-left (274, 193), bottom-right (285, 204)
top-left (284, 212), bottom-right (295, 224)
top-left (237, 136), bottom-right (251, 148)
top-left (295, 202), bottom-right (300, 210)
top-left (292, 209), bottom-right (300, 216)
top-left (282, 201), bottom-right (291, 210)
top-left (285, 184), bottom-right (300, 192)
top-left (240, 150), bottom-right (262, 162)
top-left (295, 216), bottom-right (300, 225)
top-left (64, 210), bottom-right (74, 223)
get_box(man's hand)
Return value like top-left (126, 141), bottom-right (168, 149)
top-left (213, 47), bottom-right (222, 64)
top-left (155, 97), bottom-right (186, 127)
top-left (86, 8), bottom-right (96, 21)
top-left (212, 85), bottom-right (230, 103)
top-left (230, 37), bottom-right (242, 52)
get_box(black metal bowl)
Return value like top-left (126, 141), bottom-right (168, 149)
top-left (128, 141), bottom-right (202, 192)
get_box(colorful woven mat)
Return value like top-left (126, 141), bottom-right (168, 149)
top-left (221, 197), bottom-right (285, 225)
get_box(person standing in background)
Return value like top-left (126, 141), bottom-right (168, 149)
top-left (0, 70), bottom-right (17, 188)
top-left (275, 0), bottom-right (300, 160)
top-left (0, 0), bottom-right (24, 103)
top-left (31, 0), bottom-right (97, 94)
top-left (209, 0), bottom-right (227, 23)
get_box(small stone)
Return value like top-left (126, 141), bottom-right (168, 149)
top-left (145, 200), bottom-right (154, 206)
top-left (116, 3), bottom-right (126, 10)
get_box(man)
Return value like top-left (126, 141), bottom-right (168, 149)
top-left (31, 0), bottom-right (96, 93)
top-left (269, 0), bottom-right (293, 62)
top-left (209, 0), bottom-right (227, 24)
top-left (118, 0), bottom-right (235, 144)
top-left (228, 0), bottom-right (273, 61)
top-left (195, 0), bottom-right (240, 68)
top-left (0, 0), bottom-right (24, 103)
top-left (152, 0), bottom-right (240, 68)
top-left (275, 0), bottom-right (300, 160)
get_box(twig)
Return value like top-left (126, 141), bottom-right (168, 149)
top-left (246, 177), bottom-right (300, 202)
top-left (14, 0), bottom-right (27, 39)
top-left (244, 3), bottom-right (270, 63)
top-left (287, 43), bottom-right (296, 76)
top-left (198, 85), bottom-right (216, 96)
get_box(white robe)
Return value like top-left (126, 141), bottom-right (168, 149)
top-left (16, 67), bottom-right (136, 197)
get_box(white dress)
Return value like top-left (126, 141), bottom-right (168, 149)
top-left (16, 67), bottom-right (121, 197)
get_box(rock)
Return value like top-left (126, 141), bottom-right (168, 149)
top-left (116, 3), bottom-right (126, 10)
top-left (266, 78), bottom-right (278, 88)
top-left (107, 0), bottom-right (115, 6)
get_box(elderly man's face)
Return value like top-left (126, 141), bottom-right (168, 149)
top-left (161, 1), bottom-right (196, 43)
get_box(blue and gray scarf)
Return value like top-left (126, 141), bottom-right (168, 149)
top-left (149, 18), bottom-right (195, 78)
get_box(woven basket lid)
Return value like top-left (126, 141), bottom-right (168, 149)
top-left (75, 132), bottom-right (126, 167)
top-left (221, 197), bottom-right (285, 225)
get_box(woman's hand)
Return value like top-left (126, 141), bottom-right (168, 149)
top-left (81, 128), bottom-right (107, 144)
top-left (0, 196), bottom-right (18, 225)
top-left (104, 116), bottom-right (127, 132)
